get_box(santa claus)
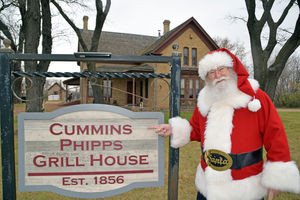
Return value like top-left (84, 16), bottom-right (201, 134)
top-left (149, 48), bottom-right (300, 200)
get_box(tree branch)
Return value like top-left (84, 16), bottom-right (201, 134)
top-left (264, 0), bottom-right (295, 58)
top-left (51, 0), bottom-right (88, 51)
top-left (38, 0), bottom-right (52, 72)
top-left (90, 0), bottom-right (111, 52)
top-left (0, 0), bottom-right (13, 12)
top-left (270, 2), bottom-right (300, 71)
top-left (246, 0), bottom-right (257, 25)
top-left (0, 18), bottom-right (17, 51)
top-left (258, 0), bottom-right (274, 31)
top-left (103, 0), bottom-right (111, 15)
top-left (226, 15), bottom-right (247, 23)
top-left (275, 0), bottom-right (295, 26)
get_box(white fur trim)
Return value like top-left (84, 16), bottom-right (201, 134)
top-left (197, 86), bottom-right (212, 116)
top-left (169, 117), bottom-right (191, 148)
top-left (248, 98), bottom-right (261, 112)
top-left (197, 86), bottom-right (251, 116)
top-left (202, 102), bottom-right (235, 184)
top-left (198, 51), bottom-right (233, 80)
top-left (195, 164), bottom-right (267, 200)
top-left (197, 78), bottom-right (261, 115)
top-left (247, 79), bottom-right (261, 112)
top-left (204, 103), bottom-right (234, 152)
top-left (248, 78), bottom-right (260, 92)
top-left (262, 161), bottom-right (300, 193)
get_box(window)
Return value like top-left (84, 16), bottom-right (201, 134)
top-left (183, 47), bottom-right (189, 66)
top-left (192, 48), bottom-right (197, 66)
top-left (103, 79), bottom-right (112, 100)
top-left (189, 79), bottom-right (194, 98)
top-left (145, 79), bottom-right (149, 98)
top-left (180, 77), bottom-right (202, 99)
top-left (180, 79), bottom-right (185, 98)
top-left (88, 81), bottom-right (93, 97)
top-left (196, 79), bottom-right (200, 98)
top-left (140, 80), bottom-right (143, 97)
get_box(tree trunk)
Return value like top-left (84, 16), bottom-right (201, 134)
top-left (87, 62), bottom-right (105, 103)
top-left (264, 69), bottom-right (282, 100)
top-left (23, 0), bottom-right (52, 112)
top-left (24, 0), bottom-right (42, 112)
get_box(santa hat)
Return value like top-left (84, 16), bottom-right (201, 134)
top-left (198, 48), bottom-right (261, 112)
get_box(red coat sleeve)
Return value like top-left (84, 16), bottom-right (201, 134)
top-left (189, 106), bottom-right (202, 142)
top-left (257, 89), bottom-right (291, 162)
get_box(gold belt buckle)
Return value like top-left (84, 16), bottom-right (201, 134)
top-left (204, 149), bottom-right (233, 171)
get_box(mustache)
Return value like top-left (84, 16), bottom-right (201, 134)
top-left (212, 76), bottom-right (230, 86)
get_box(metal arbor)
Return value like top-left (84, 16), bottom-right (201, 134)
top-left (0, 52), bottom-right (181, 200)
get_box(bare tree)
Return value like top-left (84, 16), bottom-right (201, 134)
top-left (274, 54), bottom-right (300, 106)
top-left (245, 0), bottom-right (300, 100)
top-left (23, 0), bottom-right (52, 112)
top-left (0, 0), bottom-right (24, 103)
top-left (51, 0), bottom-right (111, 104)
top-left (0, 0), bottom-right (52, 111)
top-left (214, 36), bottom-right (250, 72)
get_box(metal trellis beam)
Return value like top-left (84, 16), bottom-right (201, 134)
top-left (11, 71), bottom-right (171, 79)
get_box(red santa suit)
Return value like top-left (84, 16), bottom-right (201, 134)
top-left (169, 48), bottom-right (300, 200)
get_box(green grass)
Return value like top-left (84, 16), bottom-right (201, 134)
top-left (1, 111), bottom-right (300, 199)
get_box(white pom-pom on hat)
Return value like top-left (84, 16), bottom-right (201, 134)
top-left (248, 98), bottom-right (261, 112)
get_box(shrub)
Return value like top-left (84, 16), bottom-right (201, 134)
top-left (278, 92), bottom-right (300, 108)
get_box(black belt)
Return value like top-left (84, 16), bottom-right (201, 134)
top-left (201, 146), bottom-right (263, 170)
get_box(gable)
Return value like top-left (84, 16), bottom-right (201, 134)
top-left (143, 17), bottom-right (218, 55)
top-left (48, 83), bottom-right (65, 91)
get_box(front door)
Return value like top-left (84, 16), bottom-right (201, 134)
top-left (127, 81), bottom-right (136, 105)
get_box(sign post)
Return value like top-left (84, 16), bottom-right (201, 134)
top-left (18, 104), bottom-right (164, 198)
top-left (0, 54), bottom-right (16, 200)
top-left (168, 49), bottom-right (181, 200)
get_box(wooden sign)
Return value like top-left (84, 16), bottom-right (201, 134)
top-left (18, 104), bottom-right (164, 198)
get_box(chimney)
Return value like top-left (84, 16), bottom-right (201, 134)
top-left (163, 20), bottom-right (170, 34)
top-left (83, 16), bottom-right (89, 30)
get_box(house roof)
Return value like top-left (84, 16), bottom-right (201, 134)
top-left (78, 17), bottom-right (218, 57)
top-left (48, 82), bottom-right (66, 91)
top-left (96, 64), bottom-right (154, 73)
top-left (63, 77), bottom-right (79, 85)
top-left (78, 31), bottom-right (158, 55)
top-left (142, 17), bottom-right (218, 55)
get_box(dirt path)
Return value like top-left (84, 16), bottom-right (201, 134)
top-left (276, 108), bottom-right (300, 112)
top-left (14, 101), bottom-right (64, 116)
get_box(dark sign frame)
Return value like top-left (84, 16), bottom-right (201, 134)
top-left (0, 52), bottom-right (181, 200)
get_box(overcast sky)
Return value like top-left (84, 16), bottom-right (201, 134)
top-left (48, 0), bottom-right (299, 72)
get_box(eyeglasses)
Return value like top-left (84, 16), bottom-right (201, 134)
top-left (207, 66), bottom-right (228, 77)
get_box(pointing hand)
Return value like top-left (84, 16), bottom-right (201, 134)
top-left (148, 124), bottom-right (172, 137)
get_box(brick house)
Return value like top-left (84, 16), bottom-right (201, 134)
top-left (64, 17), bottom-right (218, 110)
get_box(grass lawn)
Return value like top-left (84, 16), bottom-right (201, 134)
top-left (0, 109), bottom-right (299, 199)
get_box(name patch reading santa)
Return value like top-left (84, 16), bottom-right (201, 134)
top-left (18, 105), bottom-right (164, 198)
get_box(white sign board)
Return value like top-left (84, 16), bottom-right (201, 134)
top-left (18, 104), bottom-right (164, 198)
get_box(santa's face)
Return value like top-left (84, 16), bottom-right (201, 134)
top-left (205, 67), bottom-right (238, 102)
top-left (206, 66), bottom-right (231, 85)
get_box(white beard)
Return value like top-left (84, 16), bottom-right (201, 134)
top-left (205, 75), bottom-right (239, 104)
